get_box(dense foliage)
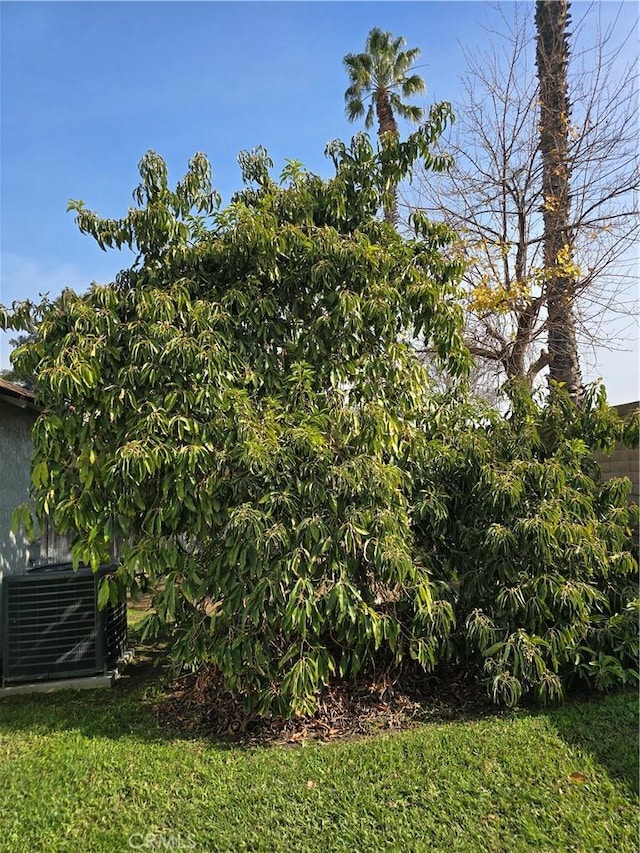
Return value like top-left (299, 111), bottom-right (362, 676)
top-left (4, 117), bottom-right (469, 716)
top-left (409, 385), bottom-right (638, 705)
top-left (3, 114), bottom-right (637, 716)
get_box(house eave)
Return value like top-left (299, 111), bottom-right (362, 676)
top-left (0, 378), bottom-right (40, 412)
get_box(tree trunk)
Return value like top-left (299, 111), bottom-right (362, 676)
top-left (376, 90), bottom-right (399, 226)
top-left (536, 0), bottom-right (583, 400)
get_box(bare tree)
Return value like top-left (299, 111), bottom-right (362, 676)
top-left (407, 2), bottom-right (638, 392)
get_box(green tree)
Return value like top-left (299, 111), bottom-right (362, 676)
top-left (344, 27), bottom-right (425, 225)
top-left (536, 0), bottom-right (583, 399)
top-left (409, 384), bottom-right (639, 705)
top-left (3, 116), bottom-right (468, 717)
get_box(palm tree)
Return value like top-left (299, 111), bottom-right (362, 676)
top-left (536, 0), bottom-right (583, 400)
top-left (344, 28), bottom-right (425, 224)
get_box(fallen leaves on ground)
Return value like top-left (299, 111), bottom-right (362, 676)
top-left (567, 772), bottom-right (587, 783)
top-left (152, 662), bottom-right (501, 746)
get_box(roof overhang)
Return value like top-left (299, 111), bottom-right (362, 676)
top-left (0, 378), bottom-right (40, 412)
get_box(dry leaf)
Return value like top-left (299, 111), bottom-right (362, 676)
top-left (567, 771), bottom-right (587, 783)
top-left (306, 780), bottom-right (317, 789)
top-left (203, 597), bottom-right (223, 617)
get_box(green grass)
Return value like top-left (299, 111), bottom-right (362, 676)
top-left (126, 594), bottom-right (154, 630)
top-left (0, 641), bottom-right (637, 853)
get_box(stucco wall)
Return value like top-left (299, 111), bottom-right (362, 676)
top-left (593, 402), bottom-right (639, 506)
top-left (0, 396), bottom-right (40, 646)
top-left (594, 445), bottom-right (640, 505)
top-left (0, 397), bottom-right (39, 576)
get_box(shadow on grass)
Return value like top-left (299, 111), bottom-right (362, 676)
top-left (0, 640), bottom-right (193, 747)
top-left (547, 690), bottom-right (639, 798)
top-left (0, 647), bottom-right (505, 751)
top-left (1, 636), bottom-right (638, 779)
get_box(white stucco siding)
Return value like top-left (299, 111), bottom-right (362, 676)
top-left (0, 397), bottom-right (38, 575)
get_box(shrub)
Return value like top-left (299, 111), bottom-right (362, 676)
top-left (4, 117), bottom-right (637, 716)
top-left (410, 384), bottom-right (639, 705)
top-left (4, 115), bottom-right (472, 717)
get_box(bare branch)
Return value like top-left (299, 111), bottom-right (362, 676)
top-left (404, 1), bottom-right (638, 393)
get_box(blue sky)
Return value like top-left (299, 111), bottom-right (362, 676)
top-left (1, 0), bottom-right (638, 402)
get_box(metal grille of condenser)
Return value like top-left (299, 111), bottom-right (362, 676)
top-left (2, 564), bottom-right (127, 684)
top-left (104, 597), bottom-right (128, 670)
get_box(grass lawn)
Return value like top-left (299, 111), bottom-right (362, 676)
top-left (0, 613), bottom-right (637, 853)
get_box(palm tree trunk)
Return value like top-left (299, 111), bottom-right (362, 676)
top-left (376, 91), bottom-right (399, 226)
top-left (536, 0), bottom-right (583, 401)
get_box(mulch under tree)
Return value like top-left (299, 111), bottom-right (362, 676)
top-left (153, 663), bottom-right (504, 747)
